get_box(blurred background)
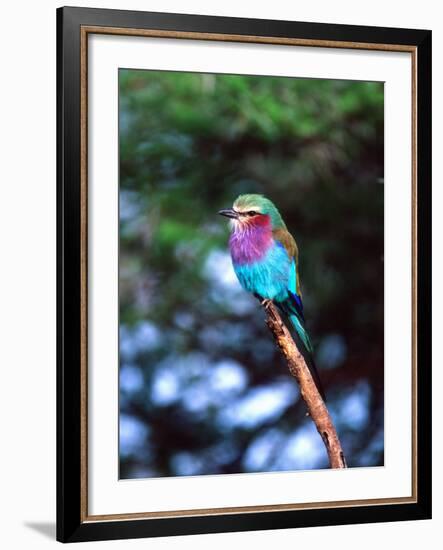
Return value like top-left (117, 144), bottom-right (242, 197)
top-left (119, 69), bottom-right (384, 479)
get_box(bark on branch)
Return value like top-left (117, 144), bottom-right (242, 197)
top-left (263, 301), bottom-right (347, 469)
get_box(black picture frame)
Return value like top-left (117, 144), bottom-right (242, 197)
top-left (57, 5), bottom-right (432, 543)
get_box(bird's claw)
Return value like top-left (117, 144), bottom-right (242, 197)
top-left (261, 298), bottom-right (273, 311)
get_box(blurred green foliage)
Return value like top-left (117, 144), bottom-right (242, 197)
top-left (119, 70), bottom-right (384, 479)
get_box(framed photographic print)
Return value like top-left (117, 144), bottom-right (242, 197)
top-left (57, 6), bottom-right (432, 543)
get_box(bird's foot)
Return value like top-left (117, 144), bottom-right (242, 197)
top-left (261, 298), bottom-right (273, 311)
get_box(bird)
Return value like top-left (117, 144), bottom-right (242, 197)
top-left (219, 193), bottom-right (325, 400)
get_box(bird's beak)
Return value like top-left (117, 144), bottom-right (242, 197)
top-left (218, 208), bottom-right (239, 219)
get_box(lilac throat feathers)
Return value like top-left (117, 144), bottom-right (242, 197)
top-left (229, 216), bottom-right (273, 265)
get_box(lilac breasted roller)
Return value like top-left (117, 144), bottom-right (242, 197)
top-left (219, 193), bottom-right (325, 400)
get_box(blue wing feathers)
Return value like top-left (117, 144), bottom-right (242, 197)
top-left (288, 290), bottom-right (305, 321)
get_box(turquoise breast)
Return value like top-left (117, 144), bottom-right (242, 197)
top-left (232, 242), bottom-right (291, 302)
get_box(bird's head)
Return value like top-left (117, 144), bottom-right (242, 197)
top-left (218, 194), bottom-right (285, 231)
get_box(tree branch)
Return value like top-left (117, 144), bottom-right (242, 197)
top-left (263, 301), bottom-right (347, 469)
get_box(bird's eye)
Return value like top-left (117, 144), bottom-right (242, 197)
top-left (247, 210), bottom-right (258, 216)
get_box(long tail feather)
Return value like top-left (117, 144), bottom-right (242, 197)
top-left (278, 300), bottom-right (326, 402)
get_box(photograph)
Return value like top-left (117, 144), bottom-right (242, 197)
top-left (118, 69), bottom-right (385, 479)
top-left (0, 0), bottom-right (436, 545)
top-left (53, 5), bottom-right (431, 543)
